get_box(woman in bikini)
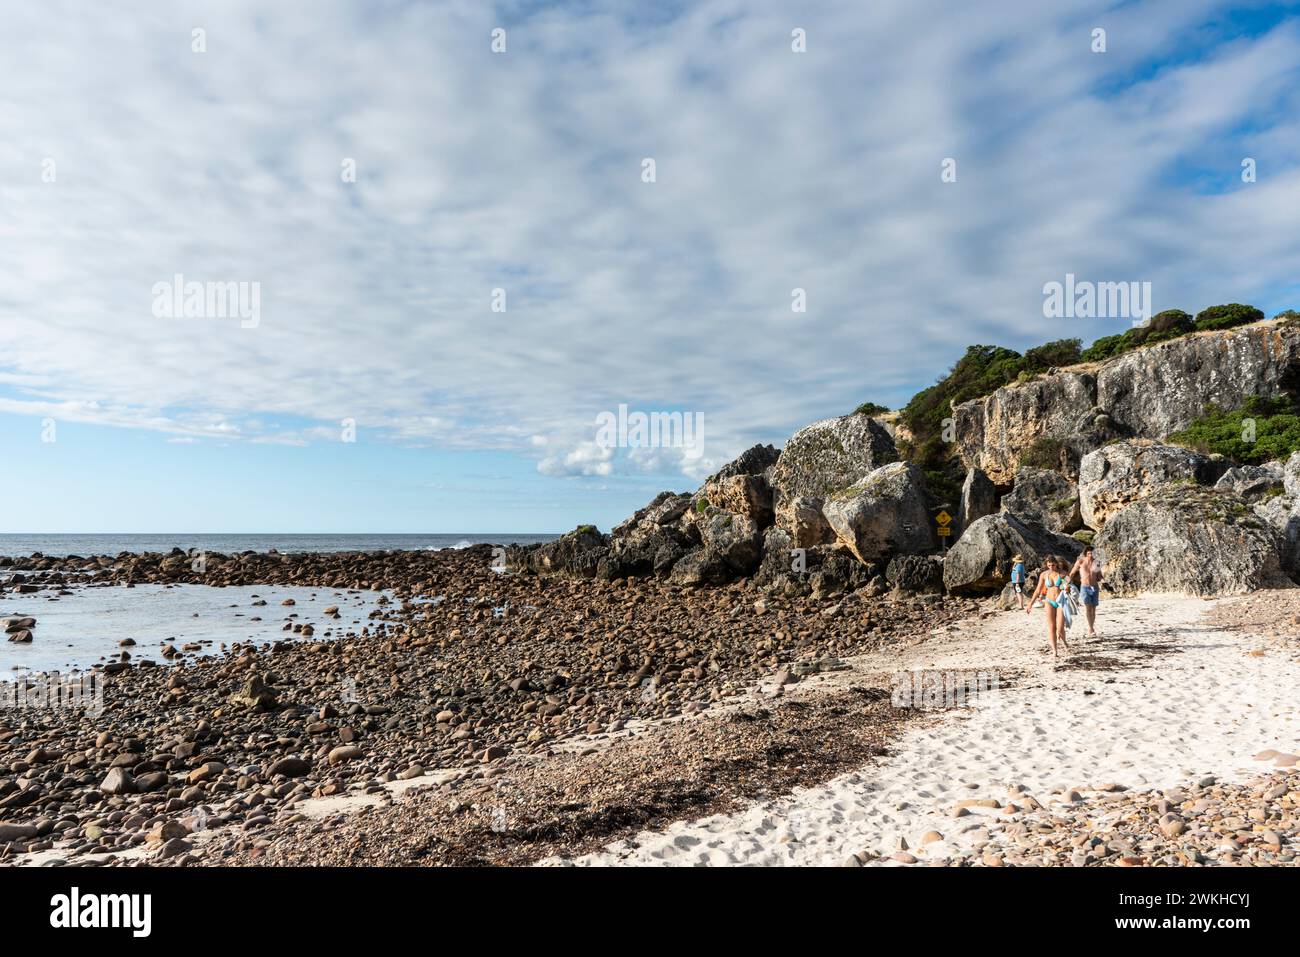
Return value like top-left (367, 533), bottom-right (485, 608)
top-left (1025, 555), bottom-right (1070, 658)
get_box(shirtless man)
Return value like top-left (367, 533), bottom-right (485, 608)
top-left (1070, 546), bottom-right (1103, 638)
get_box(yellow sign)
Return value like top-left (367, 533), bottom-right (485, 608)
top-left (937, 526), bottom-right (952, 536)
top-left (935, 510), bottom-right (952, 526)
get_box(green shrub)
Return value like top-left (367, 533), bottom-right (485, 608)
top-left (1168, 394), bottom-right (1300, 465)
top-left (853, 401), bottom-right (890, 416)
top-left (1193, 303), bottom-right (1264, 332)
top-left (1080, 311), bottom-right (1194, 363)
top-left (1019, 436), bottom-right (1066, 470)
top-left (1023, 338), bottom-right (1082, 371)
top-left (1081, 333), bottom-right (1127, 363)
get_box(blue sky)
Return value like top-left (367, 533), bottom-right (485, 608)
top-left (3, 0), bottom-right (1300, 533)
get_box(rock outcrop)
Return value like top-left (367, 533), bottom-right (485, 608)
top-left (513, 319), bottom-right (1300, 600)
top-left (822, 462), bottom-right (933, 564)
top-left (523, 525), bottom-right (609, 578)
top-left (885, 554), bottom-right (944, 593)
top-left (958, 467), bottom-right (998, 533)
top-left (1078, 441), bottom-right (1226, 529)
top-left (697, 512), bottom-right (763, 574)
top-left (1097, 486), bottom-right (1287, 596)
top-left (943, 512), bottom-right (1083, 594)
top-left (774, 495), bottom-right (834, 548)
top-left (771, 414), bottom-right (897, 502)
top-left (1216, 462), bottom-right (1284, 500)
top-left (953, 320), bottom-right (1300, 483)
top-left (1000, 467), bottom-right (1081, 533)
top-left (1251, 453), bottom-right (1300, 575)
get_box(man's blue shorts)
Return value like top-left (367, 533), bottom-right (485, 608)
top-left (1081, 585), bottom-right (1099, 607)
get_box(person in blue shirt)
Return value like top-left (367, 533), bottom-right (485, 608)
top-left (1010, 553), bottom-right (1027, 609)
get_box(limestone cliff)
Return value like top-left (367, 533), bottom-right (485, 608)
top-left (953, 319), bottom-right (1300, 483)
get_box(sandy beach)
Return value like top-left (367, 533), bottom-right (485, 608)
top-left (552, 592), bottom-right (1300, 866)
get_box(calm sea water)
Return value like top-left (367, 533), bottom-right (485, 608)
top-left (0, 533), bottom-right (556, 558)
top-left (0, 583), bottom-right (391, 680)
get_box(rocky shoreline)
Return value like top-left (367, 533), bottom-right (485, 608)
top-left (0, 546), bottom-right (974, 865)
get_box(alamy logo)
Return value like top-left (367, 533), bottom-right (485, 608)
top-left (891, 669), bottom-right (999, 709)
top-left (152, 274), bottom-right (261, 328)
top-left (594, 404), bottom-right (703, 458)
top-left (1042, 273), bottom-right (1151, 325)
top-left (2, 672), bottom-right (104, 717)
top-left (49, 887), bottom-right (151, 937)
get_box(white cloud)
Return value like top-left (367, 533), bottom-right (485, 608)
top-left (2, 0), bottom-right (1299, 486)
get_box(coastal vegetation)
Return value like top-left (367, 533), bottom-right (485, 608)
top-left (856, 304), bottom-right (1282, 496)
top-left (1169, 395), bottom-right (1300, 465)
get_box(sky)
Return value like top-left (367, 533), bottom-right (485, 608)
top-left (3, 0), bottom-right (1300, 533)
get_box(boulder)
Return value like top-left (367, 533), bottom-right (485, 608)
top-left (698, 512), bottom-right (762, 574)
top-left (771, 414), bottom-right (897, 502)
top-left (774, 494), bottom-right (834, 548)
top-left (611, 491), bottom-right (691, 535)
top-left (959, 467), bottom-right (997, 533)
top-left (697, 472), bottom-right (774, 524)
top-left (810, 548), bottom-right (876, 598)
top-left (0, 823), bottom-right (39, 842)
top-left (598, 523), bottom-right (690, 579)
top-left (525, 525), bottom-right (608, 578)
top-left (691, 445), bottom-right (780, 526)
top-left (1097, 486), bottom-right (1287, 596)
top-left (268, 757), bottom-right (312, 778)
top-left (229, 675), bottom-right (279, 712)
top-left (667, 547), bottom-right (732, 587)
top-left (885, 554), bottom-right (945, 593)
top-left (752, 529), bottom-right (875, 597)
top-left (703, 443), bottom-right (781, 484)
top-left (822, 462), bottom-right (934, 564)
top-left (1000, 467), bottom-right (1082, 533)
top-left (1251, 453), bottom-right (1300, 574)
top-left (1078, 441), bottom-right (1226, 529)
top-left (1215, 462), bottom-right (1284, 501)
top-left (753, 527), bottom-right (801, 595)
top-left (100, 767), bottom-right (136, 796)
top-left (943, 512), bottom-right (1083, 594)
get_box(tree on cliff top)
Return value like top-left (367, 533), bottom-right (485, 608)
top-left (897, 338), bottom-right (1081, 497)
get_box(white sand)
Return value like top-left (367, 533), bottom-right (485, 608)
top-left (552, 593), bottom-right (1300, 866)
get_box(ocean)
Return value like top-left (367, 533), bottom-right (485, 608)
top-left (0, 533), bottom-right (557, 558)
top-left (0, 534), bottom-right (558, 678)
top-left (1, 583), bottom-right (392, 680)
